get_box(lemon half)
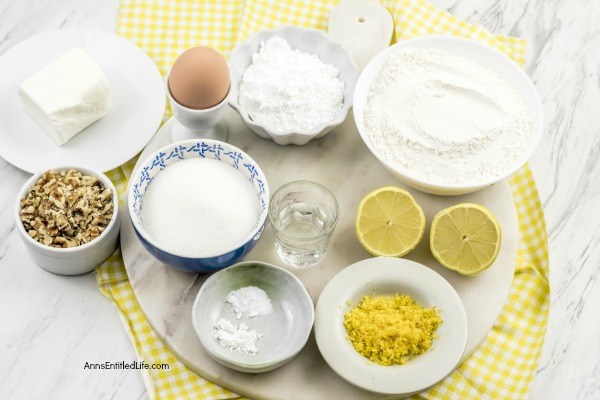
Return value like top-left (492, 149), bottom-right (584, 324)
top-left (355, 187), bottom-right (426, 257)
top-left (430, 203), bottom-right (502, 276)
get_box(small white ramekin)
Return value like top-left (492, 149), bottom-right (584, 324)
top-left (14, 166), bottom-right (120, 275)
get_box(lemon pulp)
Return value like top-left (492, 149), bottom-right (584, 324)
top-left (430, 203), bottom-right (502, 276)
top-left (355, 187), bottom-right (426, 257)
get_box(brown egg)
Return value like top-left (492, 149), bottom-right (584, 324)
top-left (168, 46), bottom-right (230, 110)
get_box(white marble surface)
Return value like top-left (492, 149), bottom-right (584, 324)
top-left (120, 117), bottom-right (517, 400)
top-left (0, 0), bottom-right (598, 399)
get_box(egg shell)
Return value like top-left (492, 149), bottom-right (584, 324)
top-left (168, 46), bottom-right (230, 110)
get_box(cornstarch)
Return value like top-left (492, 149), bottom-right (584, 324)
top-left (238, 36), bottom-right (345, 133)
top-left (213, 318), bottom-right (263, 356)
top-left (140, 158), bottom-right (259, 258)
top-left (226, 286), bottom-right (273, 319)
top-left (364, 48), bottom-right (532, 185)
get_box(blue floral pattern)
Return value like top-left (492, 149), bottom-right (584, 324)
top-left (128, 140), bottom-right (270, 272)
top-left (131, 141), bottom-right (268, 225)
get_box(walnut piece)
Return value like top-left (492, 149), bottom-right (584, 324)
top-left (20, 169), bottom-right (114, 248)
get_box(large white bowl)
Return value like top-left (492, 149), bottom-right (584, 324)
top-left (353, 35), bottom-right (544, 195)
top-left (315, 257), bottom-right (468, 396)
top-left (15, 166), bottom-right (120, 275)
top-left (229, 25), bottom-right (360, 145)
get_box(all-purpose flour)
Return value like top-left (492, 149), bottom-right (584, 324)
top-left (239, 37), bottom-right (345, 133)
top-left (364, 48), bottom-right (532, 185)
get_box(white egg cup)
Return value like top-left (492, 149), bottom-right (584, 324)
top-left (165, 73), bottom-right (229, 142)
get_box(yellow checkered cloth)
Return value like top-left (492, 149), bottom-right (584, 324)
top-left (97, 0), bottom-right (550, 398)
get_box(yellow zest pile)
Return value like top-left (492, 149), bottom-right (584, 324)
top-left (343, 294), bottom-right (442, 366)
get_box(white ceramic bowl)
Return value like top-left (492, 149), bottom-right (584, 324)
top-left (192, 261), bottom-right (314, 373)
top-left (15, 166), bottom-right (120, 275)
top-left (315, 257), bottom-right (468, 396)
top-left (353, 35), bottom-right (544, 195)
top-left (229, 25), bottom-right (360, 145)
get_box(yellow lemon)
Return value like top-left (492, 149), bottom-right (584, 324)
top-left (430, 203), bottom-right (502, 276)
top-left (355, 187), bottom-right (426, 257)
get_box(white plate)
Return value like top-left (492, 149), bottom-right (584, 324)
top-left (315, 257), bottom-right (468, 395)
top-left (0, 28), bottom-right (165, 173)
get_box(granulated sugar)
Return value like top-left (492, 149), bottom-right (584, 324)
top-left (140, 158), bottom-right (260, 257)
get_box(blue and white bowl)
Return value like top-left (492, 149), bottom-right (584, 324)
top-left (127, 139), bottom-right (269, 273)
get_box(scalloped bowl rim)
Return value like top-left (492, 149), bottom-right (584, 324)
top-left (353, 35), bottom-right (544, 191)
top-left (127, 139), bottom-right (270, 260)
top-left (229, 25), bottom-right (359, 138)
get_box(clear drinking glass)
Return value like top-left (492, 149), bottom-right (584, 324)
top-left (269, 181), bottom-right (339, 268)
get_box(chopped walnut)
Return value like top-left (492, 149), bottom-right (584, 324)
top-left (20, 169), bottom-right (114, 248)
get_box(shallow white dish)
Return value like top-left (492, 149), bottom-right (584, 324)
top-left (192, 261), bottom-right (314, 373)
top-left (229, 25), bottom-right (360, 145)
top-left (315, 257), bottom-right (468, 395)
top-left (353, 35), bottom-right (544, 195)
top-left (15, 165), bottom-right (120, 275)
top-left (0, 28), bottom-right (165, 173)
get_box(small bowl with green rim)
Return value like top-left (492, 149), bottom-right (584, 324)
top-left (191, 261), bottom-right (314, 373)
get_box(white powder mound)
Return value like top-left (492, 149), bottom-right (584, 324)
top-left (364, 48), bottom-right (533, 185)
top-left (140, 158), bottom-right (260, 258)
top-left (226, 286), bottom-right (273, 319)
top-left (213, 318), bottom-right (263, 356)
top-left (238, 36), bottom-right (345, 133)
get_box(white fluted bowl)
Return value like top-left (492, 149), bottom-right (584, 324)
top-left (229, 25), bottom-right (360, 145)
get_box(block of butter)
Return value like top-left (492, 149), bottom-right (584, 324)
top-left (19, 48), bottom-right (111, 146)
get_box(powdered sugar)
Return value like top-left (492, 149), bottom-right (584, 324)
top-left (226, 286), bottom-right (273, 319)
top-left (364, 48), bottom-right (532, 185)
top-left (238, 36), bottom-right (345, 133)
